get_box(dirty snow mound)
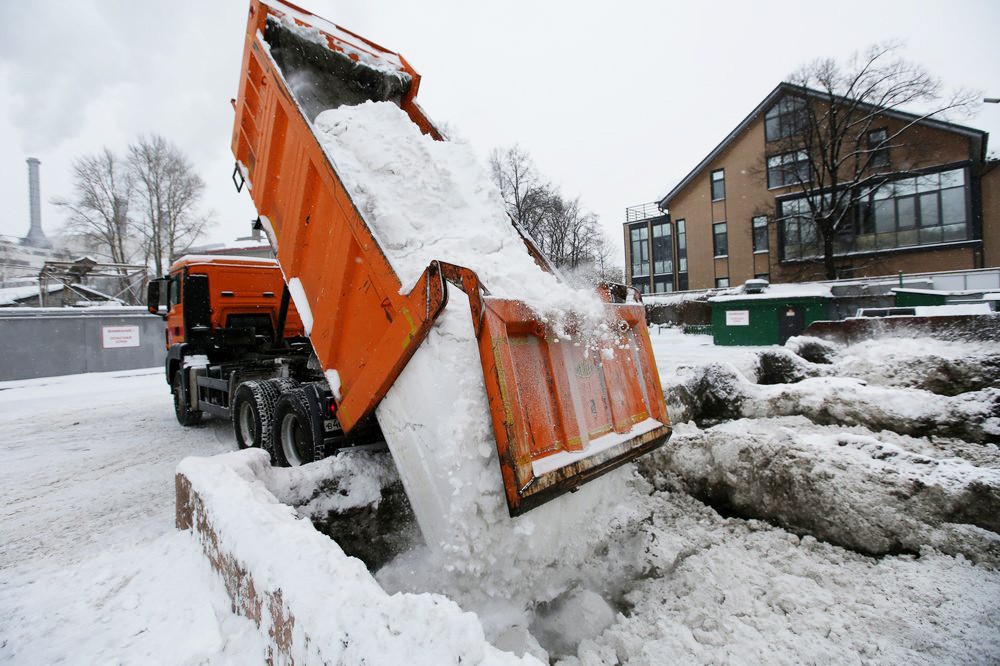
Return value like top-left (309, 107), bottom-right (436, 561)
top-left (640, 417), bottom-right (1000, 562)
top-left (670, 360), bottom-right (1000, 442)
top-left (784, 334), bottom-right (839, 363)
top-left (568, 487), bottom-right (1000, 665)
top-left (265, 451), bottom-right (421, 569)
top-left (831, 336), bottom-right (1000, 395)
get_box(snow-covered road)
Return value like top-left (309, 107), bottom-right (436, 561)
top-left (0, 370), bottom-right (266, 663)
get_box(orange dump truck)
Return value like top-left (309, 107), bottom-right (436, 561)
top-left (155, 0), bottom-right (670, 518)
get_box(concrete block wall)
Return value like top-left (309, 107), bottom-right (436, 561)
top-left (0, 307), bottom-right (165, 381)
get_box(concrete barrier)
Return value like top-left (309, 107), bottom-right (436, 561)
top-left (0, 307), bottom-right (165, 381)
top-left (175, 450), bottom-right (529, 665)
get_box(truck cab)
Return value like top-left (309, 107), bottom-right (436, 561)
top-left (150, 254), bottom-right (305, 350)
top-left (148, 254), bottom-right (347, 466)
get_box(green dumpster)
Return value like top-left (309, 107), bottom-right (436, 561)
top-left (893, 288), bottom-right (948, 308)
top-left (709, 285), bottom-right (833, 346)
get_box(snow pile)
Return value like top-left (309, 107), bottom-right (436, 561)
top-left (831, 336), bottom-right (1000, 395)
top-left (177, 449), bottom-right (535, 665)
top-left (570, 486), bottom-right (1000, 665)
top-left (749, 377), bottom-right (1000, 442)
top-left (266, 449), bottom-right (399, 515)
top-left (772, 335), bottom-right (1000, 394)
top-left (313, 101), bottom-right (607, 339)
top-left (266, 451), bottom-right (421, 569)
top-left (648, 329), bottom-right (1000, 567)
top-left (641, 417), bottom-right (1000, 562)
top-left (783, 334), bottom-right (839, 363)
top-left (668, 357), bottom-right (1000, 442)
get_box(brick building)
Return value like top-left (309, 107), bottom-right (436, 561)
top-left (625, 83), bottom-right (999, 293)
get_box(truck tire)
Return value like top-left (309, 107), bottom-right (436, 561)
top-left (172, 371), bottom-right (203, 426)
top-left (232, 378), bottom-right (298, 454)
top-left (273, 387), bottom-right (316, 467)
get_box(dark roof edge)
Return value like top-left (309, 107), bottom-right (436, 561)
top-left (658, 83), bottom-right (786, 209)
top-left (658, 82), bottom-right (988, 209)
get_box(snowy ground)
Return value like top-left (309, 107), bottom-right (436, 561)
top-left (0, 370), bottom-right (267, 663)
top-left (2, 329), bottom-right (999, 664)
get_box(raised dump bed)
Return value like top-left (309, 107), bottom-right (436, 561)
top-left (231, 0), bottom-right (670, 517)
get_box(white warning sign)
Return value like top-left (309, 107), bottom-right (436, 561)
top-left (102, 325), bottom-right (141, 349)
top-left (725, 310), bottom-right (750, 326)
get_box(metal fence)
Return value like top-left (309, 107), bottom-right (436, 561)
top-left (625, 202), bottom-right (665, 223)
top-left (0, 307), bottom-right (165, 381)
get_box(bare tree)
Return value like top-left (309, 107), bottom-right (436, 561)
top-left (489, 145), bottom-right (556, 242)
top-left (129, 134), bottom-right (211, 276)
top-left (489, 144), bottom-right (618, 284)
top-left (767, 42), bottom-right (979, 279)
top-left (53, 148), bottom-right (135, 268)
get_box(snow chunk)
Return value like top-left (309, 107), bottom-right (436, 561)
top-left (182, 354), bottom-right (209, 369)
top-left (286, 277), bottom-right (313, 335)
top-left (312, 101), bottom-right (606, 339)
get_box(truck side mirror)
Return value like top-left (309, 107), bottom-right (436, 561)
top-left (147, 280), bottom-right (167, 318)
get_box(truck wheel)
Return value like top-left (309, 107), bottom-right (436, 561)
top-left (232, 379), bottom-right (299, 453)
top-left (172, 371), bottom-right (203, 426)
top-left (273, 388), bottom-right (316, 467)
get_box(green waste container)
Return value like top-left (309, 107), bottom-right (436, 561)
top-left (709, 290), bottom-right (832, 346)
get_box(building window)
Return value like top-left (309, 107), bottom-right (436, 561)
top-left (651, 221), bottom-right (674, 275)
top-left (868, 128), bottom-right (889, 168)
top-left (713, 222), bottom-right (728, 257)
top-left (653, 276), bottom-right (673, 293)
top-left (765, 95), bottom-right (807, 142)
top-left (755, 273), bottom-right (770, 282)
top-left (711, 169), bottom-right (725, 201)
top-left (676, 219), bottom-right (688, 290)
top-left (676, 219), bottom-right (687, 273)
top-left (767, 150), bottom-right (810, 188)
top-left (752, 216), bottom-right (769, 252)
top-left (715, 277), bottom-right (730, 288)
top-left (778, 167), bottom-right (970, 261)
top-left (629, 223), bottom-right (649, 281)
top-left (632, 280), bottom-right (649, 295)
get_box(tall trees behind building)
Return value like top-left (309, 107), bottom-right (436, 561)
top-left (489, 145), bottom-right (621, 285)
top-left (54, 134), bottom-right (213, 295)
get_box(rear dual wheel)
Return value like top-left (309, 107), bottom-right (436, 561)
top-left (273, 388), bottom-right (317, 467)
top-left (231, 378), bottom-right (298, 454)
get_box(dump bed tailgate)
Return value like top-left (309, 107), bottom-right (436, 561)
top-left (475, 295), bottom-right (669, 515)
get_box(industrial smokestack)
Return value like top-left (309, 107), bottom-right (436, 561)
top-left (23, 157), bottom-right (52, 249)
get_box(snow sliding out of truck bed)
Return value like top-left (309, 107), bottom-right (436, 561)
top-left (231, 0), bottom-right (670, 543)
top-left (311, 101), bottom-right (669, 521)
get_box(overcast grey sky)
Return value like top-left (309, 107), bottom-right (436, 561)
top-left (1, 0), bottom-right (997, 260)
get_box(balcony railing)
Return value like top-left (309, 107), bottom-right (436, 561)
top-left (625, 202), bottom-right (665, 223)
